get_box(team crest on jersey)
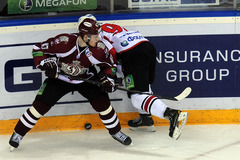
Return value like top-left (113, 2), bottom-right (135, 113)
top-left (85, 49), bottom-right (92, 57)
top-left (121, 40), bottom-right (129, 47)
top-left (60, 61), bottom-right (88, 76)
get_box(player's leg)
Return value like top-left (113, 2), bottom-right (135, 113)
top-left (129, 42), bottom-right (157, 131)
top-left (147, 42), bottom-right (188, 139)
top-left (127, 86), bottom-right (156, 132)
top-left (121, 42), bottom-right (188, 139)
top-left (9, 79), bottom-right (71, 151)
top-left (124, 73), bottom-right (156, 131)
top-left (129, 42), bottom-right (157, 132)
top-left (99, 103), bottom-right (132, 145)
top-left (131, 93), bottom-right (188, 140)
top-left (79, 83), bottom-right (132, 145)
top-left (120, 43), bottom-right (156, 131)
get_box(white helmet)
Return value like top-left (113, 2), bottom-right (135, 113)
top-left (77, 14), bottom-right (97, 32)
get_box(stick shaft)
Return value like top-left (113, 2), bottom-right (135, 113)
top-left (56, 74), bottom-right (190, 101)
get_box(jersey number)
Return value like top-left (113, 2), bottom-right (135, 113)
top-left (101, 24), bottom-right (127, 35)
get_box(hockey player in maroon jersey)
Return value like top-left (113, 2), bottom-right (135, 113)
top-left (9, 18), bottom-right (132, 151)
top-left (78, 14), bottom-right (188, 139)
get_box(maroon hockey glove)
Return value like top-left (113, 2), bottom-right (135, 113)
top-left (38, 59), bottom-right (58, 78)
top-left (100, 76), bottom-right (116, 93)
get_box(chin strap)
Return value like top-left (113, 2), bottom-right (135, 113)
top-left (86, 35), bottom-right (92, 46)
top-left (80, 35), bottom-right (93, 47)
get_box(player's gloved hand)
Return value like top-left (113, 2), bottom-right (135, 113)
top-left (38, 58), bottom-right (58, 78)
top-left (100, 76), bottom-right (116, 93)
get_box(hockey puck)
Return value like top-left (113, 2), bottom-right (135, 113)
top-left (84, 123), bottom-right (92, 130)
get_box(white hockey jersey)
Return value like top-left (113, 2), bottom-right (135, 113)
top-left (99, 23), bottom-right (148, 54)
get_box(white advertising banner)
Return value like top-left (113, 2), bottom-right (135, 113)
top-left (128, 0), bottom-right (219, 8)
top-left (0, 15), bottom-right (239, 120)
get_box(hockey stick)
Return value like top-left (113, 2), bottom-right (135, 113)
top-left (56, 73), bottom-right (191, 101)
top-left (117, 86), bottom-right (191, 101)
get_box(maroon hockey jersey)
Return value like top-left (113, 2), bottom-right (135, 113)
top-left (32, 33), bottom-right (116, 84)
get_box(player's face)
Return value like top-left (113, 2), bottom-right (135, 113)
top-left (88, 34), bottom-right (100, 47)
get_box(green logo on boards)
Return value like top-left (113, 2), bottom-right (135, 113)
top-left (19, 0), bottom-right (33, 11)
top-left (8, 0), bottom-right (97, 14)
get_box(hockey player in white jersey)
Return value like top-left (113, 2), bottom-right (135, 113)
top-left (77, 14), bottom-right (188, 140)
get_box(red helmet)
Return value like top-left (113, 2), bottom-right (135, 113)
top-left (78, 18), bottom-right (100, 36)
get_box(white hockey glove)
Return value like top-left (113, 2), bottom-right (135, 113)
top-left (38, 58), bottom-right (58, 78)
top-left (100, 76), bottom-right (116, 93)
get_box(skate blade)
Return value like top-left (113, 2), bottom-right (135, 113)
top-left (9, 146), bottom-right (15, 152)
top-left (172, 112), bottom-right (189, 140)
top-left (129, 142), bottom-right (134, 147)
top-left (129, 125), bottom-right (156, 132)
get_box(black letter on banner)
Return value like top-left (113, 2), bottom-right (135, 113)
top-left (5, 59), bottom-right (42, 92)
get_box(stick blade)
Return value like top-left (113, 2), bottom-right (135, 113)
top-left (174, 87), bottom-right (192, 101)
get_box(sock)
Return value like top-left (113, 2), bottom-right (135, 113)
top-left (131, 94), bottom-right (167, 119)
top-left (14, 100), bottom-right (51, 136)
top-left (99, 105), bottom-right (121, 135)
top-left (14, 106), bottom-right (41, 136)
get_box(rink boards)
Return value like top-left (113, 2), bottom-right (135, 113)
top-left (1, 11), bottom-right (240, 134)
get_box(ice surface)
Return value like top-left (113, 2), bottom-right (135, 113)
top-left (1, 125), bottom-right (240, 160)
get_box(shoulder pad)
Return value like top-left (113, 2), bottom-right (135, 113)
top-left (54, 34), bottom-right (76, 45)
top-left (97, 41), bottom-right (106, 50)
top-left (59, 36), bottom-right (69, 43)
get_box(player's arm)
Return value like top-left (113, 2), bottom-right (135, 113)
top-left (32, 34), bottom-right (74, 67)
top-left (92, 42), bottom-right (117, 92)
top-left (32, 38), bottom-right (54, 68)
top-left (95, 45), bottom-right (117, 78)
top-left (32, 34), bottom-right (72, 78)
top-left (31, 38), bottom-right (58, 78)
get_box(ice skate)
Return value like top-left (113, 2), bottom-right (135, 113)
top-left (111, 131), bottom-right (132, 146)
top-left (164, 107), bottom-right (188, 140)
top-left (9, 132), bottom-right (23, 152)
top-left (128, 114), bottom-right (156, 132)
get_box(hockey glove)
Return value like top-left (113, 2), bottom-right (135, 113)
top-left (100, 76), bottom-right (116, 93)
top-left (38, 58), bottom-right (58, 78)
